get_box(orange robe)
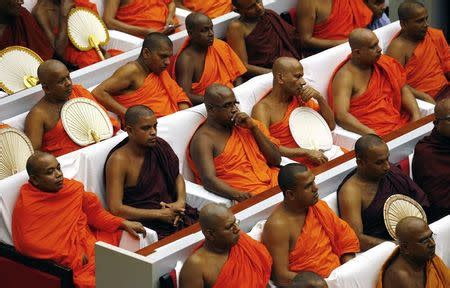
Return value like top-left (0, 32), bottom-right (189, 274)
top-left (400, 28), bottom-right (450, 98)
top-left (188, 120), bottom-right (280, 195)
top-left (172, 38), bottom-right (247, 96)
top-left (182, 0), bottom-right (232, 19)
top-left (313, 0), bottom-right (372, 40)
top-left (328, 55), bottom-right (410, 136)
top-left (41, 85), bottom-right (120, 157)
top-left (12, 178), bottom-right (124, 288)
top-left (115, 70), bottom-right (191, 118)
top-left (377, 248), bottom-right (450, 288)
top-left (0, 123), bottom-right (10, 129)
top-left (289, 200), bottom-right (360, 278)
top-left (115, 0), bottom-right (178, 34)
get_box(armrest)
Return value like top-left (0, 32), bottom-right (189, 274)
top-left (185, 180), bottom-right (233, 209)
top-left (416, 99), bottom-right (435, 117)
top-left (105, 30), bottom-right (143, 51)
top-left (118, 227), bottom-right (158, 252)
top-left (332, 126), bottom-right (361, 151)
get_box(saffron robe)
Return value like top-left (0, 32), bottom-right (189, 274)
top-left (188, 120), bottom-right (280, 195)
top-left (337, 165), bottom-right (430, 240)
top-left (172, 38), bottom-right (247, 96)
top-left (313, 0), bottom-right (372, 40)
top-left (182, 0), bottom-right (231, 19)
top-left (40, 85), bottom-right (120, 157)
top-left (400, 28), bottom-right (450, 98)
top-left (12, 178), bottom-right (124, 288)
top-left (244, 9), bottom-right (301, 69)
top-left (0, 7), bottom-right (54, 60)
top-left (328, 55), bottom-right (410, 136)
top-left (115, 0), bottom-right (178, 34)
top-left (105, 137), bottom-right (198, 240)
top-left (114, 70), bottom-right (191, 118)
top-left (288, 200), bottom-right (360, 278)
top-left (376, 248), bottom-right (450, 288)
top-left (413, 128), bottom-right (450, 220)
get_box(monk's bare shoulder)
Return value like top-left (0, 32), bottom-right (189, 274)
top-left (252, 100), bottom-right (271, 118)
top-left (115, 61), bottom-right (143, 77)
top-left (106, 146), bottom-right (131, 168)
top-left (339, 175), bottom-right (361, 196)
top-left (26, 100), bottom-right (49, 122)
top-left (227, 19), bottom-right (247, 37)
top-left (386, 38), bottom-right (409, 65)
top-left (264, 206), bottom-right (290, 234)
top-left (382, 260), bottom-right (411, 288)
top-left (332, 63), bottom-right (354, 90)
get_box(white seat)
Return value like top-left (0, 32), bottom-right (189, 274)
top-left (322, 192), bottom-right (338, 214)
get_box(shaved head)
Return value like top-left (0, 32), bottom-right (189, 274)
top-left (278, 163), bottom-right (308, 194)
top-left (185, 12), bottom-right (210, 31)
top-left (125, 105), bottom-right (155, 127)
top-left (272, 57), bottom-right (302, 76)
top-left (199, 203), bottom-right (231, 231)
top-left (37, 60), bottom-right (68, 85)
top-left (141, 32), bottom-right (172, 54)
top-left (396, 216), bottom-right (427, 243)
top-left (355, 134), bottom-right (385, 160)
top-left (398, 1), bottom-right (425, 21)
top-left (26, 152), bottom-right (54, 176)
top-left (291, 271), bottom-right (328, 288)
top-left (204, 83), bottom-right (234, 106)
top-left (349, 28), bottom-right (377, 50)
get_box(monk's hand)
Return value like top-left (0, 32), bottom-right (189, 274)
top-left (299, 86), bottom-right (321, 103)
top-left (232, 112), bottom-right (256, 130)
top-left (60, 0), bottom-right (75, 17)
top-left (121, 220), bottom-right (147, 239)
top-left (306, 149), bottom-right (328, 165)
top-left (231, 192), bottom-right (252, 202)
top-left (159, 208), bottom-right (180, 225)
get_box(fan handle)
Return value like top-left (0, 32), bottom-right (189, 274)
top-left (88, 35), bottom-right (105, 61)
top-left (23, 75), bottom-right (39, 88)
top-left (90, 130), bottom-right (100, 143)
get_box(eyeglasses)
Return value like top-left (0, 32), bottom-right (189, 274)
top-left (209, 101), bottom-right (240, 110)
top-left (418, 233), bottom-right (436, 245)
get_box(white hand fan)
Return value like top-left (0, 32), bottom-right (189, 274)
top-left (0, 46), bottom-right (43, 95)
top-left (289, 107), bottom-right (333, 151)
top-left (0, 127), bottom-right (34, 180)
top-left (67, 7), bottom-right (109, 61)
top-left (383, 194), bottom-right (427, 240)
top-left (61, 97), bottom-right (113, 146)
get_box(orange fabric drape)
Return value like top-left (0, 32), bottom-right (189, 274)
top-left (41, 85), bottom-right (120, 157)
top-left (115, 70), bottom-right (191, 118)
top-left (171, 38), bottom-right (247, 96)
top-left (328, 55), bottom-right (410, 136)
top-left (182, 0), bottom-right (232, 19)
top-left (188, 120), bottom-right (280, 195)
top-left (0, 123), bottom-right (10, 129)
top-left (288, 200), bottom-right (360, 278)
top-left (12, 178), bottom-right (124, 288)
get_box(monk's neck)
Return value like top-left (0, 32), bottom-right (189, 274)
top-left (282, 201), bottom-right (308, 216)
top-left (355, 169), bottom-right (382, 184)
top-left (269, 85), bottom-right (293, 104)
top-left (188, 41), bottom-right (209, 53)
top-left (203, 241), bottom-right (230, 255)
top-left (125, 141), bottom-right (147, 157)
top-left (349, 58), bottom-right (373, 71)
top-left (399, 32), bottom-right (421, 44)
top-left (136, 58), bottom-right (151, 75)
top-left (399, 254), bottom-right (427, 272)
top-left (205, 118), bottom-right (233, 132)
top-left (43, 95), bottom-right (67, 106)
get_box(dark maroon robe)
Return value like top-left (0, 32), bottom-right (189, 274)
top-left (0, 7), bottom-right (54, 60)
top-left (245, 9), bottom-right (301, 69)
top-left (105, 137), bottom-right (198, 240)
top-left (337, 165), bottom-right (430, 240)
top-left (413, 128), bottom-right (450, 220)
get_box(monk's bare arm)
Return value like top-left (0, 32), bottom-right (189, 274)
top-left (179, 254), bottom-right (205, 288)
top-left (175, 52), bottom-right (205, 105)
top-left (306, 87), bottom-right (336, 130)
top-left (296, 0), bottom-right (346, 52)
top-left (249, 124), bottom-right (281, 166)
top-left (166, 1), bottom-right (176, 25)
top-left (400, 85), bottom-right (421, 122)
top-left (226, 21), bottom-right (271, 76)
top-left (332, 70), bottom-right (376, 135)
top-left (338, 183), bottom-right (385, 251)
top-left (383, 267), bottom-right (413, 288)
top-left (174, 174), bottom-right (187, 206)
top-left (24, 108), bottom-right (45, 150)
top-left (174, 0), bottom-right (189, 10)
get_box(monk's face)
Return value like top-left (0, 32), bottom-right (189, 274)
top-left (357, 144), bottom-right (390, 180)
top-left (127, 114), bottom-right (158, 147)
top-left (234, 0), bottom-right (265, 20)
top-left (401, 7), bottom-right (429, 41)
top-left (401, 223), bottom-right (435, 263)
top-left (206, 90), bottom-right (239, 127)
top-left (41, 64), bottom-right (72, 102)
top-left (206, 211), bottom-right (240, 248)
top-left (358, 34), bottom-right (382, 65)
top-left (189, 17), bottom-right (214, 48)
top-left (288, 170), bottom-right (319, 207)
top-left (143, 42), bottom-right (173, 75)
top-left (279, 62), bottom-right (307, 97)
top-left (29, 155), bottom-right (64, 193)
top-left (0, 0), bottom-right (23, 18)
top-left (365, 0), bottom-right (385, 19)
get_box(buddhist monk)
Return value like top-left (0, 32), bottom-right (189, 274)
top-left (24, 60), bottom-right (120, 157)
top-left (337, 134), bottom-right (430, 251)
top-left (329, 28), bottom-right (421, 136)
top-left (104, 105), bottom-right (198, 240)
top-left (226, 0), bottom-right (301, 77)
top-left (176, 0), bottom-right (232, 19)
top-left (377, 217), bottom-right (450, 288)
top-left (413, 99), bottom-right (450, 221)
top-left (289, 271), bottom-right (328, 288)
top-left (252, 57), bottom-right (335, 168)
top-left (386, 1), bottom-right (449, 103)
top-left (262, 163), bottom-right (360, 285)
top-left (12, 152), bottom-right (146, 288)
top-left (33, 0), bottom-right (120, 69)
top-left (103, 0), bottom-right (178, 38)
top-left (179, 203), bottom-right (272, 287)
top-left (92, 33), bottom-right (191, 120)
top-left (173, 13), bottom-right (246, 105)
top-left (0, 0), bottom-right (54, 60)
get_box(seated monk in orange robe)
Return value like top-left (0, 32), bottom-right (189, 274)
top-left (33, 0), bottom-right (121, 69)
top-left (252, 57), bottom-right (337, 168)
top-left (179, 203), bottom-right (272, 288)
top-left (93, 33), bottom-right (191, 120)
top-left (0, 1), bottom-right (53, 60)
top-left (12, 152), bottom-right (145, 288)
top-left (189, 84), bottom-right (281, 202)
top-left (329, 29), bottom-right (421, 136)
top-left (172, 13), bottom-right (246, 105)
top-left (386, 2), bottom-right (449, 103)
top-left (103, 0), bottom-right (179, 38)
top-left (177, 0), bottom-right (232, 19)
top-left (262, 164), bottom-right (360, 286)
top-left (377, 217), bottom-right (450, 288)
top-left (24, 60), bottom-right (120, 157)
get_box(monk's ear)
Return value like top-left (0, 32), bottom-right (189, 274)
top-left (276, 72), bottom-right (284, 85)
top-left (142, 48), bottom-right (152, 58)
top-left (285, 189), bottom-right (295, 201)
top-left (29, 175), bottom-right (39, 187)
top-left (204, 228), bottom-right (215, 240)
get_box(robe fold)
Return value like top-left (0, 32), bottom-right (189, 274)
top-left (0, 7), bottom-right (54, 60)
top-left (105, 137), bottom-right (198, 240)
top-left (288, 200), bottom-right (360, 278)
top-left (12, 178), bottom-right (124, 288)
top-left (313, 0), bottom-right (372, 40)
top-left (188, 120), bottom-right (280, 195)
top-left (115, 70), bottom-right (191, 118)
top-left (115, 0), bottom-right (178, 33)
top-left (328, 55), bottom-right (410, 136)
top-left (182, 0), bottom-right (231, 18)
top-left (337, 165), bottom-right (430, 240)
top-left (413, 128), bottom-right (450, 220)
top-left (41, 85), bottom-right (120, 157)
top-left (376, 248), bottom-right (450, 288)
top-left (172, 38), bottom-right (247, 96)
top-left (244, 9), bottom-right (301, 69)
